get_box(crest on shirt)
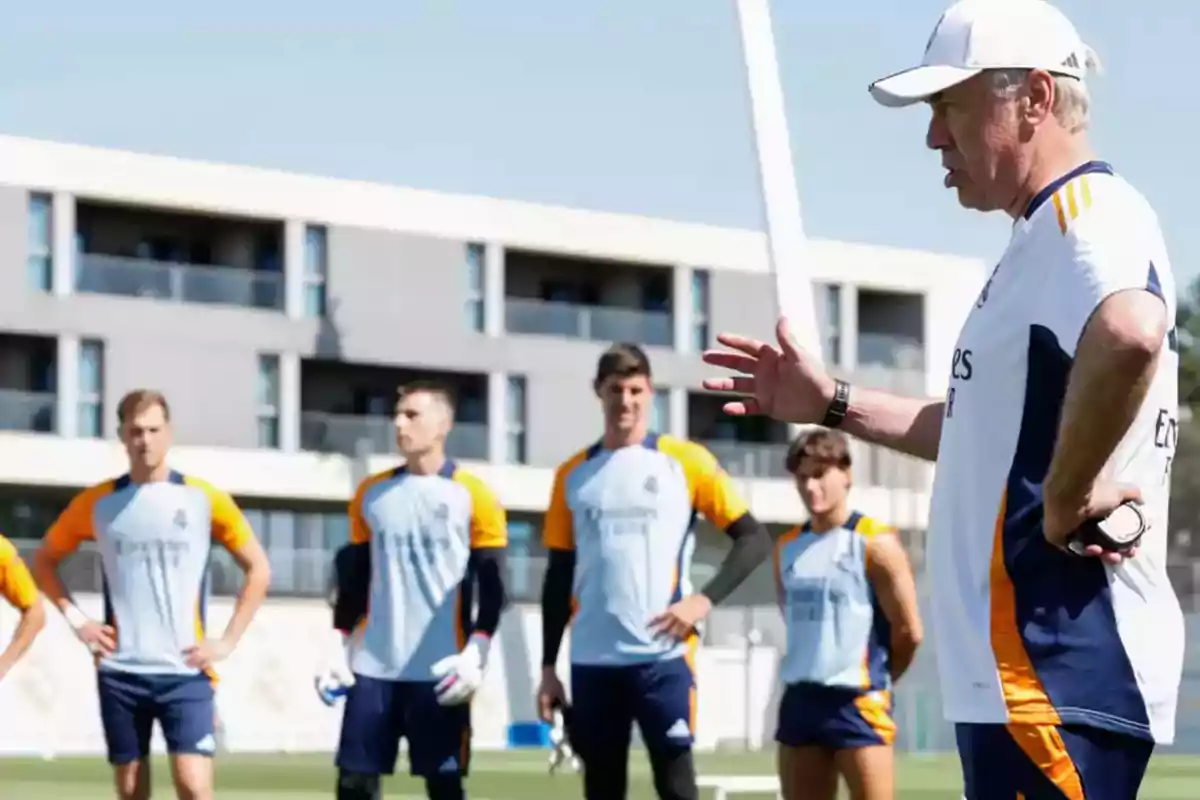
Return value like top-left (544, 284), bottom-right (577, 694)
top-left (173, 509), bottom-right (188, 530)
top-left (434, 503), bottom-right (450, 520)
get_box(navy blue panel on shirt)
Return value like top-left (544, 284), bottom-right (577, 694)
top-left (1001, 324), bottom-right (1149, 738)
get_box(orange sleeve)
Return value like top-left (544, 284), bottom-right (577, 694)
top-left (454, 470), bottom-right (508, 549)
top-left (0, 536), bottom-right (38, 610)
top-left (543, 452), bottom-right (586, 551)
top-left (186, 478), bottom-right (256, 551)
top-left (42, 485), bottom-right (104, 560)
top-left (658, 436), bottom-right (750, 530)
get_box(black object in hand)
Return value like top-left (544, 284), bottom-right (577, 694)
top-left (1065, 500), bottom-right (1146, 557)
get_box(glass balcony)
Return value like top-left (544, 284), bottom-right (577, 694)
top-left (75, 253), bottom-right (285, 311)
top-left (857, 333), bottom-right (926, 371)
top-left (703, 440), bottom-right (791, 479)
top-left (299, 412), bottom-right (489, 461)
top-left (0, 389), bottom-right (56, 433)
top-left (505, 298), bottom-right (673, 347)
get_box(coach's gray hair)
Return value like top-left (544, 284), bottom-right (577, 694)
top-left (986, 48), bottom-right (1103, 133)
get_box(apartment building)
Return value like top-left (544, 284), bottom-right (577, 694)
top-left (0, 134), bottom-right (986, 601)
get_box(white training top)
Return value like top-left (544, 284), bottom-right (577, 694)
top-left (928, 161), bottom-right (1184, 745)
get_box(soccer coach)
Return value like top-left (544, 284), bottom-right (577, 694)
top-left (701, 1), bottom-right (1184, 798)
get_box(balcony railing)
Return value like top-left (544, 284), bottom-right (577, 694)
top-left (0, 389), bottom-right (56, 433)
top-left (299, 412), bottom-right (490, 461)
top-left (75, 253), bottom-right (285, 311)
top-left (703, 440), bottom-right (792, 479)
top-left (505, 298), bottom-right (673, 347)
top-left (857, 333), bottom-right (926, 371)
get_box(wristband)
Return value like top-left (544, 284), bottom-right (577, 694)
top-left (821, 379), bottom-right (851, 429)
top-left (63, 603), bottom-right (90, 630)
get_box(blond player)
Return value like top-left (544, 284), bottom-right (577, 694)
top-left (702, 1), bottom-right (1181, 797)
top-left (32, 390), bottom-right (272, 800)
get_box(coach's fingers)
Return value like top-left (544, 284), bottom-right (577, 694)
top-left (702, 376), bottom-right (756, 395)
top-left (721, 399), bottom-right (760, 417)
top-left (702, 350), bottom-right (759, 374)
top-left (1117, 485), bottom-right (1144, 505)
top-left (715, 332), bottom-right (767, 356)
top-left (776, 318), bottom-right (805, 362)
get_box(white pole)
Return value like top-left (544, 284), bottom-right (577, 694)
top-left (733, 0), bottom-right (824, 368)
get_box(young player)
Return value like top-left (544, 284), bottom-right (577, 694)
top-left (0, 533), bottom-right (46, 681)
top-left (774, 430), bottom-right (922, 800)
top-left (31, 389), bottom-right (272, 800)
top-left (323, 380), bottom-right (508, 800)
top-left (537, 343), bottom-right (773, 800)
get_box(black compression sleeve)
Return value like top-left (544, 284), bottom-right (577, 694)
top-left (541, 549), bottom-right (575, 667)
top-left (332, 542), bottom-right (371, 633)
top-left (469, 547), bottom-right (508, 637)
top-left (699, 513), bottom-right (772, 606)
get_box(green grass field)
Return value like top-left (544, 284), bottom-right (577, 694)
top-left (3, 750), bottom-right (1200, 799)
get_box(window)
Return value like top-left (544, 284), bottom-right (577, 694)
top-left (303, 225), bottom-right (327, 318)
top-left (691, 271), bottom-right (710, 351)
top-left (78, 340), bottom-right (104, 438)
top-left (821, 283), bottom-right (842, 366)
top-left (465, 243), bottom-right (485, 332)
top-left (28, 193), bottom-right (52, 292)
top-left (651, 388), bottom-right (671, 433)
top-left (257, 354), bottom-right (281, 449)
top-left (505, 376), bottom-right (527, 465)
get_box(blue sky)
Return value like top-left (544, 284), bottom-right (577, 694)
top-left (2, 0), bottom-right (1195, 286)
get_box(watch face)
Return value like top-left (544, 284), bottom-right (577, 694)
top-left (1096, 503), bottom-right (1145, 545)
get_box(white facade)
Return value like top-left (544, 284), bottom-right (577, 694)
top-left (0, 134), bottom-right (986, 522)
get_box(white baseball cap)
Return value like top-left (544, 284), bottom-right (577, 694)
top-left (869, 0), bottom-right (1096, 108)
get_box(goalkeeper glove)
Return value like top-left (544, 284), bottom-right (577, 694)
top-left (431, 633), bottom-right (490, 706)
top-left (314, 629), bottom-right (356, 706)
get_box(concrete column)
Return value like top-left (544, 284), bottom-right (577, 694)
top-left (672, 265), bottom-right (694, 353)
top-left (52, 192), bottom-right (76, 296)
top-left (484, 243), bottom-right (505, 337)
top-left (283, 220), bottom-right (306, 319)
top-left (278, 352), bottom-right (301, 452)
top-left (56, 335), bottom-right (80, 438)
top-left (487, 372), bottom-right (507, 463)
top-left (669, 387), bottom-right (688, 438)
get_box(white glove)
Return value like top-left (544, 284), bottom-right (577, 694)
top-left (431, 633), bottom-right (490, 706)
top-left (314, 629), bottom-right (355, 707)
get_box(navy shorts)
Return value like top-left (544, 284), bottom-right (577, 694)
top-left (956, 723), bottom-right (1153, 799)
top-left (775, 683), bottom-right (896, 750)
top-left (570, 656), bottom-right (695, 761)
top-left (97, 669), bottom-right (216, 765)
top-left (336, 674), bottom-right (471, 778)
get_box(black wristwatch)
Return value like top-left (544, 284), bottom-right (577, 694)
top-left (1066, 501), bottom-right (1147, 557)
top-left (821, 379), bottom-right (851, 429)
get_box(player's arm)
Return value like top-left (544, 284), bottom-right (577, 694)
top-left (208, 488), bottom-right (271, 654)
top-left (31, 491), bottom-right (100, 636)
top-left (540, 466), bottom-right (575, 670)
top-left (465, 475), bottom-right (509, 639)
top-left (331, 484), bottom-right (373, 634)
top-left (0, 540), bottom-right (46, 679)
top-left (687, 446), bottom-right (773, 607)
top-left (865, 531), bottom-right (923, 682)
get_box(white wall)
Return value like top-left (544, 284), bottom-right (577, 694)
top-left (0, 597), bottom-right (784, 757)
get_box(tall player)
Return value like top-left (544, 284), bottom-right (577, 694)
top-left (774, 430), bottom-right (922, 800)
top-left (327, 380), bottom-right (508, 800)
top-left (31, 390), bottom-right (272, 800)
top-left (0, 533), bottom-right (46, 681)
top-left (537, 343), bottom-right (773, 800)
top-left (702, 1), bottom-right (1182, 797)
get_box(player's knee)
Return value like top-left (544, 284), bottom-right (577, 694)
top-left (648, 747), bottom-right (699, 800)
top-left (336, 769), bottom-right (381, 800)
top-left (423, 774), bottom-right (465, 800)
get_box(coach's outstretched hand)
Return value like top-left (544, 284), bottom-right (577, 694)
top-left (701, 317), bottom-right (835, 424)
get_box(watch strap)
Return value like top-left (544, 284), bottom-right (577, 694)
top-left (820, 379), bottom-right (851, 429)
